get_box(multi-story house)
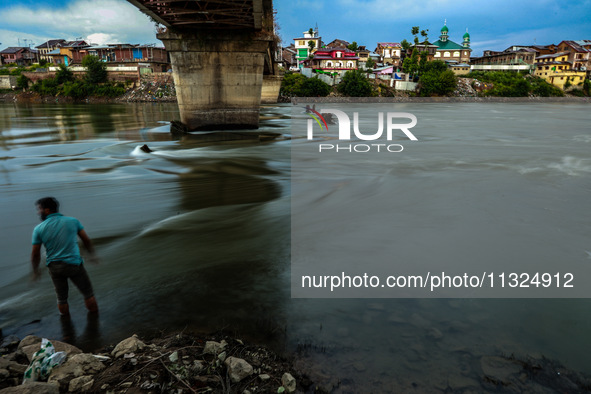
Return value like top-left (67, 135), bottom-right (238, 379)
top-left (281, 45), bottom-right (297, 70)
top-left (470, 47), bottom-right (536, 72)
top-left (534, 52), bottom-right (586, 89)
top-left (326, 39), bottom-right (350, 49)
top-left (294, 27), bottom-right (322, 68)
top-left (0, 47), bottom-right (38, 66)
top-left (556, 40), bottom-right (590, 71)
top-left (55, 40), bottom-right (90, 65)
top-left (375, 42), bottom-right (402, 66)
top-left (36, 40), bottom-right (66, 63)
top-left (306, 47), bottom-right (358, 75)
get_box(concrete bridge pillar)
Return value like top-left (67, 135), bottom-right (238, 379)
top-left (261, 75), bottom-right (283, 104)
top-left (158, 29), bottom-right (273, 130)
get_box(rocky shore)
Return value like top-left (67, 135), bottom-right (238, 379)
top-left (0, 332), bottom-right (306, 394)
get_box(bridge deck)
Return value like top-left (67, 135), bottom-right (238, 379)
top-left (127, 0), bottom-right (264, 30)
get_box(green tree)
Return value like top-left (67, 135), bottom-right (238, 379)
top-left (419, 63), bottom-right (457, 96)
top-left (401, 39), bottom-right (411, 51)
top-left (338, 69), bottom-right (373, 97)
top-left (402, 48), bottom-right (420, 79)
top-left (82, 55), bottom-right (107, 84)
top-left (347, 41), bottom-right (359, 51)
top-left (280, 72), bottom-right (307, 96)
top-left (365, 57), bottom-right (376, 70)
top-left (16, 74), bottom-right (30, 89)
top-left (308, 40), bottom-right (316, 53)
top-left (55, 64), bottom-right (74, 85)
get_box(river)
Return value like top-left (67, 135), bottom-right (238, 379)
top-left (0, 101), bottom-right (590, 391)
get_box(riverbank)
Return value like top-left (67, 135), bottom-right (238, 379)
top-left (0, 331), bottom-right (307, 393)
top-left (2, 76), bottom-right (590, 105)
top-left (0, 74), bottom-right (177, 104)
top-left (2, 330), bottom-right (591, 393)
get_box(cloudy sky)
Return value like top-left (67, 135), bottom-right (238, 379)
top-left (0, 0), bottom-right (590, 56)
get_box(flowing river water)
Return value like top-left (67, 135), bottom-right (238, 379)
top-left (0, 101), bottom-right (590, 391)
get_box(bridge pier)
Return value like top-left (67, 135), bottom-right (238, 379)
top-left (261, 75), bottom-right (283, 104)
top-left (158, 29), bottom-right (273, 130)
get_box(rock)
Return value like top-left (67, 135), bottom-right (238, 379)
top-left (48, 353), bottom-right (105, 391)
top-left (203, 340), bottom-right (227, 355)
top-left (168, 351), bottom-right (178, 363)
top-left (16, 336), bottom-right (40, 351)
top-left (217, 351), bottom-right (227, 363)
top-left (191, 360), bottom-right (204, 374)
top-left (111, 335), bottom-right (145, 358)
top-left (0, 382), bottom-right (59, 394)
top-left (0, 336), bottom-right (20, 350)
top-left (480, 356), bottom-right (521, 385)
top-left (224, 357), bottom-right (253, 383)
top-left (0, 358), bottom-right (27, 375)
top-left (0, 369), bottom-right (9, 379)
top-left (68, 375), bottom-right (93, 392)
top-left (281, 373), bottom-right (296, 393)
top-left (259, 373), bottom-right (270, 381)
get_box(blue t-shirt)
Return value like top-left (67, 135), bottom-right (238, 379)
top-left (32, 213), bottom-right (84, 265)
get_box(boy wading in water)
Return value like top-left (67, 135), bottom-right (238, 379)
top-left (31, 197), bottom-right (99, 315)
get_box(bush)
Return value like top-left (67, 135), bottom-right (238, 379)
top-left (82, 55), bottom-right (107, 84)
top-left (55, 64), bottom-right (75, 85)
top-left (92, 83), bottom-right (126, 97)
top-left (60, 80), bottom-right (88, 99)
top-left (31, 78), bottom-right (59, 96)
top-left (338, 69), bottom-right (373, 97)
top-left (530, 77), bottom-right (564, 97)
top-left (16, 74), bottom-right (30, 89)
top-left (297, 77), bottom-right (331, 97)
top-left (280, 72), bottom-right (307, 96)
top-left (419, 69), bottom-right (457, 96)
top-left (9, 67), bottom-right (24, 76)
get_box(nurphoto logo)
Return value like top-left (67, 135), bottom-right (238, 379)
top-left (306, 107), bottom-right (418, 153)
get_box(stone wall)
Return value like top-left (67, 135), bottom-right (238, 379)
top-left (0, 75), bottom-right (17, 89)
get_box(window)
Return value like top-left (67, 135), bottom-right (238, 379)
top-left (444, 51), bottom-right (450, 57)
top-left (336, 62), bottom-right (342, 67)
top-left (434, 52), bottom-right (440, 57)
top-left (326, 61), bottom-right (333, 67)
top-left (347, 61), bottom-right (353, 68)
top-left (453, 51), bottom-right (460, 57)
top-left (336, 52), bottom-right (342, 58)
top-left (384, 49), bottom-right (390, 57)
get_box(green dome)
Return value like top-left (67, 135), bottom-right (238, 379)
top-left (441, 24), bottom-right (449, 33)
top-left (463, 31), bottom-right (470, 39)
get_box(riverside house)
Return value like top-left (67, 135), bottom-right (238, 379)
top-left (0, 47), bottom-right (38, 66)
top-left (305, 47), bottom-right (358, 75)
top-left (534, 52), bottom-right (587, 89)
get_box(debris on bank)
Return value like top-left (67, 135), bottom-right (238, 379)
top-left (116, 75), bottom-right (176, 103)
top-left (0, 332), bottom-right (308, 393)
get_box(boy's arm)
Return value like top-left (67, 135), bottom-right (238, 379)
top-left (78, 229), bottom-right (98, 264)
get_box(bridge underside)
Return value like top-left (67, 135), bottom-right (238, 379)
top-left (126, 0), bottom-right (266, 30)
top-left (129, 0), bottom-right (278, 131)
